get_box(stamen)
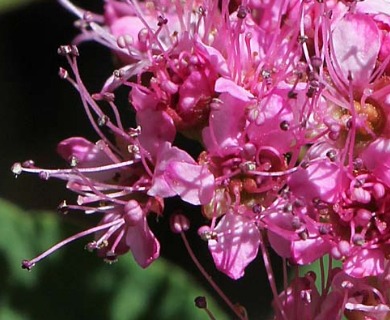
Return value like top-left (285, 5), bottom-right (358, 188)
top-left (15, 159), bottom-right (138, 176)
top-left (258, 230), bottom-right (287, 320)
top-left (21, 219), bottom-right (124, 270)
top-left (247, 166), bottom-right (298, 177)
top-left (178, 229), bottom-right (246, 320)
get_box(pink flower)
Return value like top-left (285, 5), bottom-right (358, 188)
top-left (19, 1), bottom-right (390, 318)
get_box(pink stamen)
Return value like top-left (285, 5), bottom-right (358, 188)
top-left (22, 219), bottom-right (124, 270)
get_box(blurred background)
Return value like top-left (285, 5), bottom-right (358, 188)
top-left (0, 1), bottom-right (279, 319)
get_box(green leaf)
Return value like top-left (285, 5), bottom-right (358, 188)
top-left (0, 0), bottom-right (42, 14)
top-left (0, 198), bottom-right (228, 320)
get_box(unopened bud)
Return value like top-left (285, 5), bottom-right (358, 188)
top-left (170, 213), bottom-right (190, 233)
top-left (194, 296), bottom-right (207, 309)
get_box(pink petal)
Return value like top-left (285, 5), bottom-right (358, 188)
top-left (267, 230), bottom-right (292, 259)
top-left (288, 160), bottom-right (346, 203)
top-left (214, 78), bottom-right (254, 101)
top-left (131, 86), bottom-right (159, 112)
top-left (57, 137), bottom-right (106, 165)
top-left (332, 13), bottom-right (380, 88)
top-left (246, 93), bottom-right (294, 153)
top-left (202, 93), bottom-right (247, 156)
top-left (291, 238), bottom-right (331, 265)
top-left (356, 0), bottom-right (390, 17)
top-left (148, 142), bottom-right (214, 205)
top-left (361, 138), bottom-right (390, 187)
top-left (165, 162), bottom-right (215, 205)
top-left (178, 71), bottom-right (213, 114)
top-left (137, 109), bottom-right (176, 158)
top-left (194, 37), bottom-right (230, 77)
top-left (126, 217), bottom-right (160, 268)
top-left (148, 143), bottom-right (192, 198)
top-left (208, 213), bottom-right (260, 279)
top-left (264, 211), bottom-right (296, 259)
top-left (265, 211), bottom-right (331, 264)
top-left (57, 137), bottom-right (114, 181)
top-left (343, 248), bottom-right (385, 278)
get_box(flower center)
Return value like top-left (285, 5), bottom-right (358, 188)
top-left (353, 100), bottom-right (385, 141)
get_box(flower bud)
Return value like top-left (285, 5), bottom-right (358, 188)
top-left (170, 213), bottom-right (190, 233)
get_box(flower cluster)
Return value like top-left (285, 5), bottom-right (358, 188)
top-left (13, 0), bottom-right (390, 318)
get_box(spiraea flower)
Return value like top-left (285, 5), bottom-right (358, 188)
top-left (13, 0), bottom-right (390, 319)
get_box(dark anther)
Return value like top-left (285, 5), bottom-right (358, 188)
top-left (157, 15), bottom-right (168, 27)
top-left (280, 120), bottom-right (290, 131)
top-left (21, 260), bottom-right (35, 271)
top-left (284, 152), bottom-right (292, 164)
top-left (195, 296), bottom-right (207, 309)
top-left (318, 224), bottom-right (330, 235)
top-left (326, 149), bottom-right (337, 162)
top-left (353, 158), bottom-right (363, 171)
top-left (85, 241), bottom-right (99, 252)
top-left (298, 35), bottom-right (308, 44)
top-left (104, 251), bottom-right (118, 263)
top-left (293, 198), bottom-right (305, 208)
top-left (345, 118), bottom-right (352, 129)
top-left (306, 86), bottom-right (316, 98)
top-left (300, 161), bottom-right (309, 169)
top-left (288, 90), bottom-right (297, 99)
top-left (283, 203), bottom-right (293, 213)
top-left (252, 204), bottom-right (262, 214)
top-left (237, 5), bottom-right (248, 19)
top-left (292, 216), bottom-right (301, 229)
top-left (298, 230), bottom-right (308, 240)
top-left (311, 56), bottom-right (322, 68)
top-left (310, 80), bottom-right (320, 88)
top-left (198, 6), bottom-right (206, 15)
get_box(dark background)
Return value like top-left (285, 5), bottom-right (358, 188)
top-left (0, 1), bottom-right (280, 319)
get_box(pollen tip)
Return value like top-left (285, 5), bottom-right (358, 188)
top-left (21, 259), bottom-right (35, 271)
